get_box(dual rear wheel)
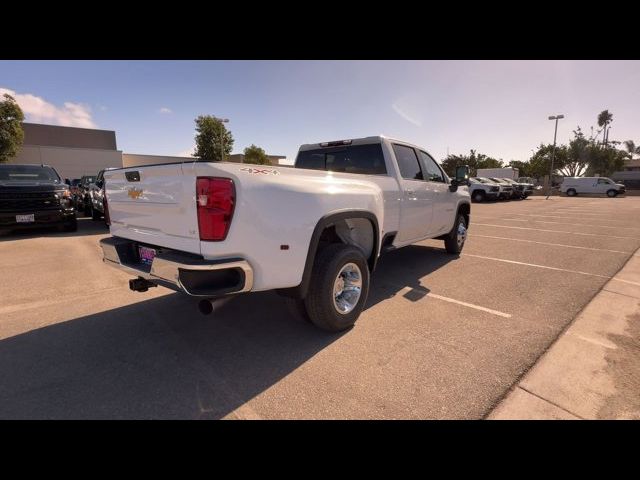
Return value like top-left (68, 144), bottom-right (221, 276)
top-left (289, 214), bottom-right (468, 332)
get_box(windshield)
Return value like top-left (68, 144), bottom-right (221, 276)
top-left (501, 178), bottom-right (516, 184)
top-left (0, 165), bottom-right (61, 183)
top-left (477, 177), bottom-right (496, 184)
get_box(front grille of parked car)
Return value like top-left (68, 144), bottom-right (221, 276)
top-left (490, 186), bottom-right (499, 192)
top-left (0, 192), bottom-right (61, 212)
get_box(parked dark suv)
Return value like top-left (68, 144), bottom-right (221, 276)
top-left (0, 164), bottom-right (77, 233)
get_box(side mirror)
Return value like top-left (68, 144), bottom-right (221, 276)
top-left (455, 165), bottom-right (470, 186)
top-left (449, 179), bottom-right (459, 192)
top-left (96, 180), bottom-right (104, 189)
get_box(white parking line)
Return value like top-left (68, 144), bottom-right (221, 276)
top-left (398, 286), bottom-right (512, 318)
top-left (469, 234), bottom-right (632, 255)
top-left (462, 253), bottom-right (614, 280)
top-left (496, 218), bottom-right (640, 231)
top-left (462, 253), bottom-right (640, 287)
top-left (511, 213), bottom-right (638, 225)
top-left (473, 223), bottom-right (638, 240)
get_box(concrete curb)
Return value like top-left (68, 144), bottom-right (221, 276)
top-left (488, 248), bottom-right (640, 420)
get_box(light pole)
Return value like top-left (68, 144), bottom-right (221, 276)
top-left (213, 116), bottom-right (229, 161)
top-left (546, 114), bottom-right (564, 200)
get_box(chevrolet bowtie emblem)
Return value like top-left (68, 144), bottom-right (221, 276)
top-left (128, 187), bottom-right (144, 199)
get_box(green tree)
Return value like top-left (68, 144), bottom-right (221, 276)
top-left (507, 160), bottom-right (533, 178)
top-left (0, 94), bottom-right (25, 163)
top-left (624, 140), bottom-right (639, 159)
top-left (193, 115), bottom-right (234, 162)
top-left (441, 149), bottom-right (503, 176)
top-left (243, 144), bottom-right (272, 165)
top-left (562, 127), bottom-right (590, 177)
top-left (528, 143), bottom-right (569, 178)
top-left (585, 145), bottom-right (627, 176)
top-left (597, 109), bottom-right (613, 145)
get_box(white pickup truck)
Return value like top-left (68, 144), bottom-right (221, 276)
top-left (100, 136), bottom-right (471, 332)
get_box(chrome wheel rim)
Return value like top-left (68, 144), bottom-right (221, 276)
top-left (457, 221), bottom-right (467, 248)
top-left (333, 262), bottom-right (362, 315)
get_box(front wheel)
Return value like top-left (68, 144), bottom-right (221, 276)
top-left (91, 203), bottom-right (101, 220)
top-left (304, 243), bottom-right (370, 332)
top-left (472, 191), bottom-right (485, 203)
top-left (566, 189), bottom-right (577, 197)
top-left (444, 214), bottom-right (467, 255)
top-left (607, 189), bottom-right (618, 198)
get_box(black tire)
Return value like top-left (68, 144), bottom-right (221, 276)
top-left (444, 214), bottom-right (467, 255)
top-left (606, 189), bottom-right (617, 198)
top-left (304, 243), bottom-right (370, 332)
top-left (471, 190), bottom-right (485, 203)
top-left (63, 217), bottom-right (78, 232)
top-left (566, 188), bottom-right (577, 197)
top-left (91, 203), bottom-right (101, 221)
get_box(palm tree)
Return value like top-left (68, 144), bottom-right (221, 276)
top-left (597, 110), bottom-right (613, 146)
top-left (625, 140), bottom-right (640, 159)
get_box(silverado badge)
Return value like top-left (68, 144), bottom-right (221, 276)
top-left (128, 187), bottom-right (144, 199)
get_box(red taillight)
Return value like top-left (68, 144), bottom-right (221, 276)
top-left (103, 191), bottom-right (111, 226)
top-left (196, 177), bottom-right (235, 241)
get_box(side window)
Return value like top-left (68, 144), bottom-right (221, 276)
top-left (418, 151), bottom-right (445, 183)
top-left (392, 144), bottom-right (423, 180)
top-left (598, 178), bottom-right (608, 184)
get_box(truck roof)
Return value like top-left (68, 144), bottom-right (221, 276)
top-left (298, 135), bottom-right (432, 153)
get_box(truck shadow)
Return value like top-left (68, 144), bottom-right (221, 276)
top-left (0, 244), bottom-right (456, 419)
top-left (367, 245), bottom-right (458, 309)
top-left (0, 217), bottom-right (108, 242)
top-left (0, 291), bottom-right (343, 419)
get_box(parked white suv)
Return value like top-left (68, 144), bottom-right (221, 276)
top-left (99, 136), bottom-right (471, 332)
top-left (560, 177), bottom-right (626, 197)
top-left (468, 177), bottom-right (500, 202)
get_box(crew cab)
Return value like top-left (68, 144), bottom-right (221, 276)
top-left (468, 177), bottom-right (500, 202)
top-left (486, 177), bottom-right (514, 200)
top-left (499, 178), bottom-right (533, 199)
top-left (99, 136), bottom-right (471, 332)
top-left (0, 164), bottom-right (77, 233)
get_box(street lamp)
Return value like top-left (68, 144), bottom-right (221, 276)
top-left (213, 116), bottom-right (229, 161)
top-left (546, 114), bottom-right (564, 200)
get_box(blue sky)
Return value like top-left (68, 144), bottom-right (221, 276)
top-left (2, 60), bottom-right (639, 164)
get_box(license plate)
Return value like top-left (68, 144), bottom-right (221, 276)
top-left (16, 214), bottom-right (35, 223)
top-left (138, 246), bottom-right (156, 265)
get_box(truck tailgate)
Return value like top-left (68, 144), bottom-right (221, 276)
top-left (104, 164), bottom-right (201, 254)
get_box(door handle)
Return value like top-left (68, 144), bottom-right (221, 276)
top-left (406, 190), bottom-right (415, 196)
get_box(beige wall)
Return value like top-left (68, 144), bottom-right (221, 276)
top-left (10, 145), bottom-right (123, 180)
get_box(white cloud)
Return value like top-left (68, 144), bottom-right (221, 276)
top-left (0, 87), bottom-right (96, 128)
top-left (159, 107), bottom-right (172, 114)
top-left (176, 146), bottom-right (194, 157)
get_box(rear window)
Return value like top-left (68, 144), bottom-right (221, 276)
top-left (0, 165), bottom-right (61, 182)
top-left (295, 143), bottom-right (387, 175)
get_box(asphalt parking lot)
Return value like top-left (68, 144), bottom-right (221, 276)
top-left (2, 196), bottom-right (640, 419)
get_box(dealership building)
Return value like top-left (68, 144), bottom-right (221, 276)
top-left (9, 123), bottom-right (285, 180)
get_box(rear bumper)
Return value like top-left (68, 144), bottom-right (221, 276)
top-left (0, 208), bottom-right (75, 230)
top-left (100, 236), bottom-right (254, 297)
